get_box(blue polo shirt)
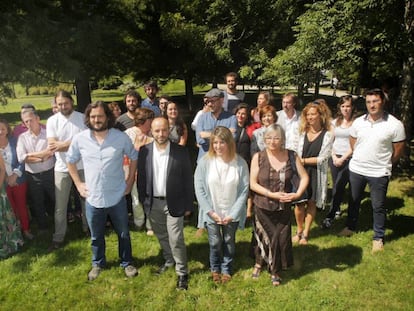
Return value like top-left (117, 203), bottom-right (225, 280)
top-left (67, 128), bottom-right (138, 208)
top-left (195, 111), bottom-right (237, 160)
top-left (141, 98), bottom-right (161, 116)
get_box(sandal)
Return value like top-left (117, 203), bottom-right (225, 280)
top-left (292, 232), bottom-right (303, 243)
top-left (271, 275), bottom-right (282, 286)
top-left (251, 264), bottom-right (261, 279)
top-left (211, 272), bottom-right (221, 284)
top-left (299, 235), bottom-right (308, 245)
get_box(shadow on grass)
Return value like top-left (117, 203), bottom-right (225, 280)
top-left (310, 194), bottom-right (408, 240)
top-left (290, 244), bottom-right (363, 281)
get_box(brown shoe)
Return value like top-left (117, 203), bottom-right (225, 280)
top-left (211, 272), bottom-right (221, 284)
top-left (221, 274), bottom-right (232, 284)
top-left (338, 227), bottom-right (354, 237)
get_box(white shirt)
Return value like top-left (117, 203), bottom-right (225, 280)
top-left (207, 157), bottom-right (239, 219)
top-left (46, 111), bottom-right (86, 172)
top-left (276, 109), bottom-right (300, 150)
top-left (152, 142), bottom-right (170, 197)
top-left (349, 113), bottom-right (405, 177)
top-left (331, 119), bottom-right (351, 156)
top-left (17, 127), bottom-right (55, 173)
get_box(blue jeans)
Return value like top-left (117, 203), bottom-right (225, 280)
top-left (326, 157), bottom-right (350, 219)
top-left (347, 171), bottom-right (389, 241)
top-left (206, 222), bottom-right (239, 275)
top-left (85, 197), bottom-right (133, 268)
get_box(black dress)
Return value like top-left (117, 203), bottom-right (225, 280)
top-left (235, 125), bottom-right (251, 165)
top-left (302, 130), bottom-right (326, 202)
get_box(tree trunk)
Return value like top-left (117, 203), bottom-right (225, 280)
top-left (314, 71), bottom-right (320, 97)
top-left (184, 75), bottom-right (194, 112)
top-left (399, 1), bottom-right (414, 171)
top-left (75, 74), bottom-right (91, 113)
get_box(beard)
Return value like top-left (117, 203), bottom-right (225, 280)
top-left (90, 122), bottom-right (108, 132)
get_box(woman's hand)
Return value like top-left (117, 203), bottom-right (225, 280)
top-left (222, 216), bottom-right (234, 225)
top-left (6, 174), bottom-right (18, 187)
top-left (279, 192), bottom-right (298, 203)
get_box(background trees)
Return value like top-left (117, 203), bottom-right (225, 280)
top-left (0, 0), bottom-right (412, 153)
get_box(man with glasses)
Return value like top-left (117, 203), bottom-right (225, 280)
top-left (195, 88), bottom-right (237, 161)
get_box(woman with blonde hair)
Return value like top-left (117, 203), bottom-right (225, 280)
top-left (195, 126), bottom-right (249, 284)
top-left (292, 99), bottom-right (333, 245)
top-left (250, 124), bottom-right (308, 286)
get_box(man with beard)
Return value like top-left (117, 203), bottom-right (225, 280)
top-left (46, 90), bottom-right (88, 251)
top-left (141, 81), bottom-right (161, 117)
top-left (115, 89), bottom-right (142, 131)
top-left (223, 72), bottom-right (245, 113)
top-left (138, 117), bottom-right (193, 290)
top-left (67, 101), bottom-right (138, 280)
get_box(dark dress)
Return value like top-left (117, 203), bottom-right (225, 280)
top-left (235, 125), bottom-right (251, 165)
top-left (253, 150), bottom-right (294, 274)
top-left (302, 130), bottom-right (326, 201)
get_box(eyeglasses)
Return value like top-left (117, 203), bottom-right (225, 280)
top-left (265, 137), bottom-right (281, 141)
top-left (205, 97), bottom-right (220, 104)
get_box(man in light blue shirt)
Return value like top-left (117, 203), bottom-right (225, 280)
top-left (67, 101), bottom-right (138, 281)
top-left (196, 88), bottom-right (237, 161)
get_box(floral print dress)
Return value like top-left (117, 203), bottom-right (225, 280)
top-left (0, 183), bottom-right (23, 258)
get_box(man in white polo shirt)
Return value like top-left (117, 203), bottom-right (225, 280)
top-left (338, 88), bottom-right (405, 253)
top-left (46, 90), bottom-right (87, 251)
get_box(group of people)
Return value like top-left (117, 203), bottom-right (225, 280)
top-left (0, 73), bottom-right (406, 290)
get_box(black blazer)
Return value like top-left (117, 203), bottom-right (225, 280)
top-left (137, 142), bottom-right (194, 217)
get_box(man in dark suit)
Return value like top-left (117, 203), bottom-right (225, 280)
top-left (137, 117), bottom-right (194, 290)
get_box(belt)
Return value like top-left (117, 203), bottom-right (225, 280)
top-left (153, 196), bottom-right (166, 200)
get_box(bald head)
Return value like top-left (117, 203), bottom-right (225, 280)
top-left (151, 117), bottom-right (170, 147)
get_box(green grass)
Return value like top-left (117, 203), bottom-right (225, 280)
top-left (0, 176), bottom-right (413, 310)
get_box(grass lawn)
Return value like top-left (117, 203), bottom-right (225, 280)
top-left (0, 88), bottom-right (413, 310)
top-left (0, 175), bottom-right (413, 310)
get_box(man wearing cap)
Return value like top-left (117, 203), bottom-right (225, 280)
top-left (195, 88), bottom-right (237, 161)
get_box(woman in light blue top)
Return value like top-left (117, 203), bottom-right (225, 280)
top-left (195, 126), bottom-right (249, 284)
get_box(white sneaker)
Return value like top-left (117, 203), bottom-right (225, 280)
top-left (124, 265), bottom-right (138, 277)
top-left (372, 240), bottom-right (384, 253)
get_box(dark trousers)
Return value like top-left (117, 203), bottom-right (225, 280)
top-left (346, 171), bottom-right (389, 240)
top-left (26, 168), bottom-right (55, 230)
top-left (326, 157), bottom-right (350, 219)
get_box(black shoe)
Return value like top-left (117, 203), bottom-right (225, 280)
top-left (321, 218), bottom-right (333, 229)
top-left (47, 241), bottom-right (63, 253)
top-left (156, 264), bottom-right (172, 275)
top-left (176, 275), bottom-right (188, 290)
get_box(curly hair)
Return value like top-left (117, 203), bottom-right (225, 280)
top-left (299, 99), bottom-right (332, 133)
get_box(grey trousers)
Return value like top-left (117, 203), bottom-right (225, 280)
top-left (52, 170), bottom-right (87, 242)
top-left (149, 198), bottom-right (188, 276)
